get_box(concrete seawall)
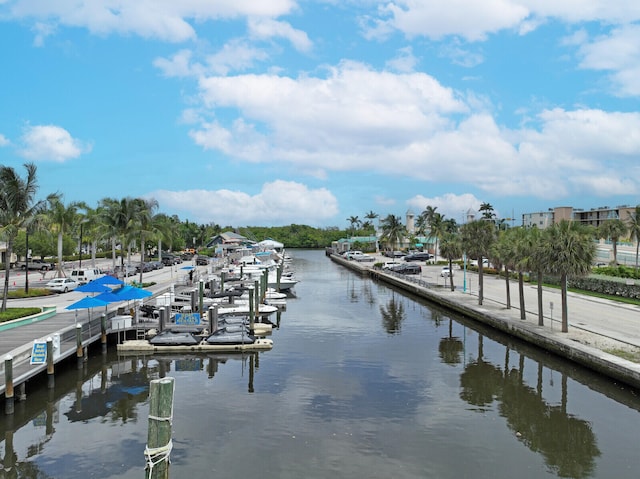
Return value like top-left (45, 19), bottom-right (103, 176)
top-left (330, 253), bottom-right (640, 390)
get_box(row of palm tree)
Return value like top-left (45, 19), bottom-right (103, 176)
top-left (375, 204), bottom-right (609, 334)
top-left (0, 163), bottom-right (211, 312)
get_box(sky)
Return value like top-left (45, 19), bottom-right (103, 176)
top-left (1, 1), bottom-right (640, 229)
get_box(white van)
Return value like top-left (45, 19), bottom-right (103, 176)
top-left (70, 268), bottom-right (104, 285)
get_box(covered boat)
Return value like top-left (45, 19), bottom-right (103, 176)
top-left (149, 330), bottom-right (201, 346)
top-left (206, 327), bottom-right (256, 345)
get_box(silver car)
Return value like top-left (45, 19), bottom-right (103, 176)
top-left (46, 277), bottom-right (79, 293)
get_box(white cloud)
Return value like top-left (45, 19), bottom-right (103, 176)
top-left (8, 0), bottom-right (298, 43)
top-left (18, 125), bottom-right (91, 162)
top-left (574, 24), bottom-right (640, 96)
top-left (0, 134), bottom-right (9, 147)
top-left (385, 46), bottom-right (419, 73)
top-left (149, 180), bottom-right (339, 226)
top-left (370, 0), bottom-right (530, 42)
top-left (364, 1), bottom-right (640, 43)
top-left (248, 17), bottom-right (313, 52)
top-left (407, 193), bottom-right (484, 223)
top-left (186, 60), bottom-right (640, 203)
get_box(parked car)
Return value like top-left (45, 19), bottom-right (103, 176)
top-left (352, 252), bottom-right (376, 262)
top-left (18, 258), bottom-right (54, 271)
top-left (440, 266), bottom-right (453, 277)
top-left (470, 258), bottom-right (490, 267)
top-left (343, 250), bottom-right (364, 260)
top-left (135, 262), bottom-right (154, 273)
top-left (195, 255), bottom-right (210, 266)
top-left (390, 263), bottom-right (422, 275)
top-left (382, 261), bottom-right (402, 270)
top-left (70, 268), bottom-right (104, 285)
top-left (115, 264), bottom-right (137, 277)
top-left (383, 250), bottom-right (405, 258)
top-left (404, 252), bottom-right (433, 262)
top-left (150, 260), bottom-right (164, 270)
top-left (46, 277), bottom-right (78, 293)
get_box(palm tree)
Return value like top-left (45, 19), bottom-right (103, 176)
top-left (379, 214), bottom-right (406, 252)
top-left (599, 219), bottom-right (628, 266)
top-left (627, 206), bottom-right (640, 268)
top-left (46, 197), bottom-right (87, 277)
top-left (364, 210), bottom-right (378, 234)
top-left (460, 220), bottom-right (496, 306)
top-left (492, 229), bottom-right (516, 309)
top-left (439, 232), bottom-right (463, 291)
top-left (347, 215), bottom-right (361, 236)
top-left (542, 220), bottom-right (596, 332)
top-left (0, 163), bottom-right (48, 311)
top-left (479, 202), bottom-right (495, 221)
top-left (133, 198), bottom-right (160, 284)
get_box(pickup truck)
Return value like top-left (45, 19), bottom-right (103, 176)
top-left (16, 259), bottom-right (54, 271)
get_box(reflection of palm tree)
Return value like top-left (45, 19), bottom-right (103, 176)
top-left (379, 294), bottom-right (405, 334)
top-left (439, 319), bottom-right (463, 365)
top-left (460, 335), bottom-right (504, 408)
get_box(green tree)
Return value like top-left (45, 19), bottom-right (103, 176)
top-left (347, 215), bottom-right (361, 236)
top-left (627, 205), bottom-right (640, 269)
top-left (479, 202), bottom-right (495, 221)
top-left (460, 220), bottom-right (496, 306)
top-left (542, 220), bottom-right (596, 332)
top-left (379, 214), bottom-right (406, 252)
top-left (599, 219), bottom-right (628, 266)
top-left (0, 163), bottom-right (48, 311)
top-left (46, 197), bottom-right (87, 277)
top-left (439, 232), bottom-right (463, 291)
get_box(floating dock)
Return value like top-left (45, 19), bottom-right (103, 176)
top-left (116, 338), bottom-right (274, 353)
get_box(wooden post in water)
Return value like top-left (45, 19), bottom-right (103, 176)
top-left (198, 280), bottom-right (204, 316)
top-left (145, 377), bottom-right (175, 479)
top-left (76, 324), bottom-right (83, 369)
top-left (47, 337), bottom-right (55, 389)
top-left (4, 355), bottom-right (14, 415)
top-left (101, 313), bottom-right (108, 354)
top-left (220, 271), bottom-right (225, 291)
top-left (254, 279), bottom-right (260, 325)
top-left (277, 263), bottom-right (283, 292)
top-left (208, 305), bottom-right (218, 333)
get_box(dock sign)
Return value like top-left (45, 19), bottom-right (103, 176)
top-left (30, 341), bottom-right (47, 365)
top-left (175, 312), bottom-right (201, 325)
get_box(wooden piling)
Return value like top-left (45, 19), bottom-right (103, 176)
top-left (76, 324), bottom-right (83, 369)
top-left (47, 337), bottom-right (55, 389)
top-left (4, 355), bottom-right (14, 415)
top-left (145, 377), bottom-right (175, 479)
top-left (198, 280), bottom-right (204, 315)
top-left (101, 313), bottom-right (108, 354)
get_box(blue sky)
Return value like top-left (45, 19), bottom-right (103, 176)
top-left (1, 1), bottom-right (639, 229)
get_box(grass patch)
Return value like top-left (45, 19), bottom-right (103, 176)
top-left (3, 288), bottom-right (54, 299)
top-left (604, 348), bottom-right (640, 363)
top-left (0, 307), bottom-right (42, 323)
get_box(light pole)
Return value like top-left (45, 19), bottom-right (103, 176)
top-left (24, 229), bottom-right (29, 294)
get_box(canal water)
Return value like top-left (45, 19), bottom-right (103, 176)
top-left (1, 249), bottom-right (639, 478)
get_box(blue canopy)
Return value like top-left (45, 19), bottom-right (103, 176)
top-left (95, 290), bottom-right (125, 303)
top-left (76, 282), bottom-right (112, 293)
top-left (93, 274), bottom-right (125, 286)
top-left (114, 285), bottom-right (153, 301)
top-left (66, 296), bottom-right (109, 310)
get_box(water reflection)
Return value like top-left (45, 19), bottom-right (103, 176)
top-left (379, 293), bottom-right (405, 334)
top-left (0, 351), bottom-right (261, 478)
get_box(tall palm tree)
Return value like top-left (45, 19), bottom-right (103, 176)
top-left (478, 202), bottom-right (495, 220)
top-left (460, 220), bottom-right (496, 306)
top-left (492, 229), bottom-right (516, 309)
top-left (134, 198), bottom-right (160, 284)
top-left (627, 205), bottom-right (640, 268)
top-left (599, 219), bottom-right (628, 265)
top-left (439, 232), bottom-right (462, 291)
top-left (379, 214), bottom-right (406, 252)
top-left (46, 197), bottom-right (87, 277)
top-left (525, 226), bottom-right (546, 326)
top-left (347, 215), bottom-right (361, 236)
top-left (542, 220), bottom-right (596, 332)
top-left (0, 163), bottom-right (48, 311)
top-left (364, 210), bottom-right (378, 234)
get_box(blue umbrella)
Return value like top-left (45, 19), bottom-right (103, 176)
top-left (66, 296), bottom-right (109, 310)
top-left (65, 295), bottom-right (110, 324)
top-left (76, 282), bottom-right (112, 294)
top-left (114, 285), bottom-right (153, 301)
top-left (95, 290), bottom-right (125, 304)
top-left (180, 266), bottom-right (195, 270)
top-left (93, 274), bottom-right (125, 286)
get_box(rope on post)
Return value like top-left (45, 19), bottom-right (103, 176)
top-left (145, 377), bottom-right (175, 479)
